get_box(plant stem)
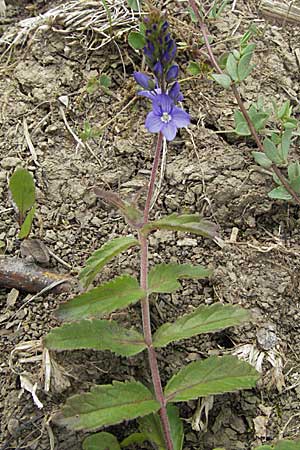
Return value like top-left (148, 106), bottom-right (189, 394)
top-left (188, 0), bottom-right (300, 206)
top-left (139, 132), bottom-right (174, 450)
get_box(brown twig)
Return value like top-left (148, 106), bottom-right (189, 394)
top-left (0, 256), bottom-right (73, 293)
top-left (188, 0), bottom-right (300, 206)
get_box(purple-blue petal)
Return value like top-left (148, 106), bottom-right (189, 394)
top-left (168, 82), bottom-right (184, 102)
top-left (171, 106), bottom-right (190, 127)
top-left (145, 111), bottom-right (163, 133)
top-left (161, 122), bottom-right (177, 141)
top-left (154, 61), bottom-right (163, 77)
top-left (152, 94), bottom-right (173, 114)
top-left (133, 72), bottom-right (153, 89)
top-left (166, 65), bottom-right (179, 82)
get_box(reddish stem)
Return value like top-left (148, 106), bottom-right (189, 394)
top-left (139, 132), bottom-right (174, 450)
top-left (188, 0), bottom-right (300, 206)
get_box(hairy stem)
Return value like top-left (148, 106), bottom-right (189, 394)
top-left (139, 132), bottom-right (174, 450)
top-left (188, 0), bottom-right (300, 206)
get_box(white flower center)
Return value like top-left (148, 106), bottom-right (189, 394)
top-left (161, 112), bottom-right (172, 123)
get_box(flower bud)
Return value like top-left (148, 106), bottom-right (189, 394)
top-left (166, 65), bottom-right (179, 82)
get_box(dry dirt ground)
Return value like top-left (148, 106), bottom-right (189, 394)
top-left (0, 1), bottom-right (300, 449)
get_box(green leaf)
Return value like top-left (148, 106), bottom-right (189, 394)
top-left (250, 111), bottom-right (269, 131)
top-left (234, 110), bottom-right (250, 136)
top-left (18, 205), bottom-right (36, 239)
top-left (99, 74), bottom-right (111, 89)
top-left (79, 237), bottom-right (139, 288)
top-left (120, 433), bottom-right (147, 448)
top-left (279, 130), bottom-right (292, 162)
top-left (254, 446), bottom-right (273, 450)
top-left (187, 61), bottom-right (201, 76)
top-left (55, 381), bottom-right (160, 431)
top-left (277, 100), bottom-right (290, 120)
top-left (226, 53), bottom-right (238, 81)
top-left (148, 263), bottom-right (212, 294)
top-left (83, 432), bottom-right (121, 450)
top-left (263, 137), bottom-right (281, 164)
top-left (56, 276), bottom-right (144, 321)
top-left (9, 168), bottom-right (35, 219)
top-left (153, 304), bottom-right (249, 348)
top-left (252, 152), bottom-right (272, 169)
top-left (164, 355), bottom-right (259, 403)
top-left (237, 51), bottom-right (254, 81)
top-left (44, 319), bottom-right (146, 357)
top-left (211, 73), bottom-right (231, 89)
top-left (142, 214), bottom-right (218, 239)
top-left (275, 440), bottom-right (300, 450)
top-left (138, 405), bottom-right (183, 450)
top-left (288, 161), bottom-right (300, 181)
top-left (268, 186), bottom-right (292, 201)
top-left (283, 118), bottom-right (298, 129)
top-left (127, 0), bottom-right (141, 11)
top-left (128, 31), bottom-right (146, 49)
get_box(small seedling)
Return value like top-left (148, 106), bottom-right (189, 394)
top-left (9, 167), bottom-right (36, 239)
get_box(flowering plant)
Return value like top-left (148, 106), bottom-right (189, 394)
top-left (44, 9), bottom-right (258, 450)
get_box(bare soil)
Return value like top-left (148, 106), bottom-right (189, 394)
top-left (0, 1), bottom-right (300, 449)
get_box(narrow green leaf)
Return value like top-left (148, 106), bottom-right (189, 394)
top-left (9, 168), bottom-right (35, 218)
top-left (55, 381), bottom-right (160, 431)
top-left (142, 214), bottom-right (218, 239)
top-left (226, 53), bottom-right (238, 81)
top-left (211, 73), bottom-right (231, 89)
top-left (83, 432), bottom-right (121, 450)
top-left (18, 206), bottom-right (36, 239)
top-left (252, 152), bottom-right (272, 169)
top-left (138, 405), bottom-right (183, 450)
top-left (148, 263), bottom-right (212, 294)
top-left (164, 355), bottom-right (259, 403)
top-left (128, 31), bottom-right (146, 49)
top-left (153, 304), bottom-right (249, 348)
top-left (79, 237), bottom-right (139, 288)
top-left (268, 186), bottom-right (292, 201)
top-left (120, 433), bottom-right (147, 448)
top-left (187, 61), bottom-right (201, 76)
top-left (44, 319), bottom-right (146, 356)
top-left (56, 276), bottom-right (144, 321)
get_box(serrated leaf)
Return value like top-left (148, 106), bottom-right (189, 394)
top-left (79, 237), bottom-right (139, 288)
top-left (120, 433), bottom-right (147, 447)
top-left (18, 205), bottom-right (35, 239)
top-left (164, 355), bottom-right (259, 402)
top-left (252, 152), bottom-right (272, 169)
top-left (55, 381), bottom-right (160, 431)
top-left (9, 168), bottom-right (35, 219)
top-left (268, 186), bottom-right (292, 201)
top-left (83, 432), bottom-right (121, 450)
top-left (187, 61), bottom-right (201, 76)
top-left (153, 304), bottom-right (249, 348)
top-left (128, 31), bottom-right (146, 49)
top-left (44, 319), bottom-right (146, 356)
top-left (211, 73), bottom-right (231, 89)
top-left (142, 214), bottom-right (218, 239)
top-left (56, 276), bottom-right (144, 321)
top-left (148, 263), bottom-right (212, 294)
top-left (226, 53), bottom-right (238, 81)
top-left (138, 405), bottom-right (183, 450)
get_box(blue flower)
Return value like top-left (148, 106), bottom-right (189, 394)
top-left (168, 82), bottom-right (183, 102)
top-left (145, 94), bottom-right (190, 141)
top-left (133, 72), bottom-right (155, 90)
top-left (166, 65), bottom-right (179, 82)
